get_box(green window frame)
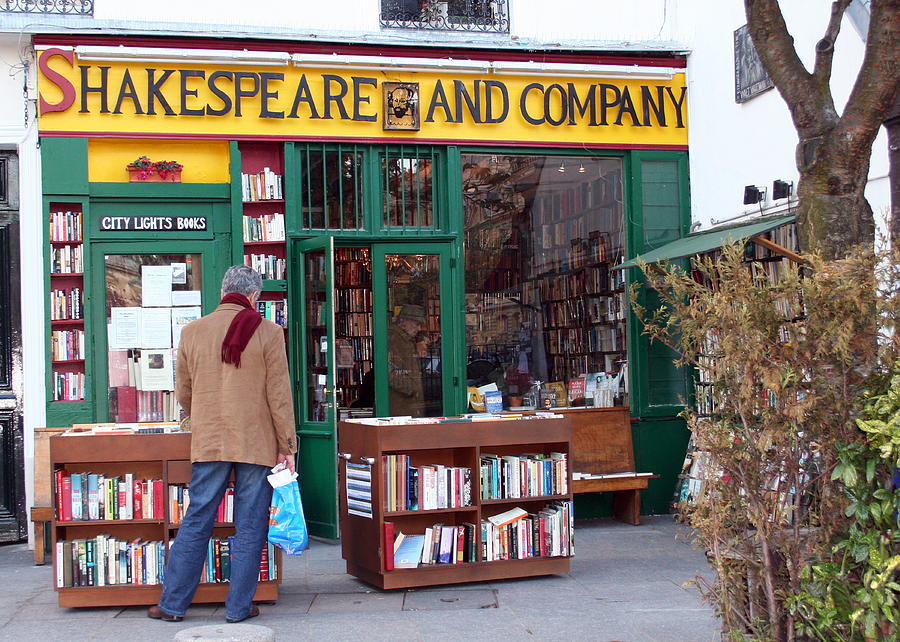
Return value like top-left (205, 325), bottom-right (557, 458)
top-left (627, 151), bottom-right (691, 419)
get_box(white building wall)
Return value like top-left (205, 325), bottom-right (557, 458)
top-left (680, 0), bottom-right (889, 232)
top-left (0, 33), bottom-right (45, 545)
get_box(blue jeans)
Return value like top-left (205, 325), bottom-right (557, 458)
top-left (158, 461), bottom-right (273, 621)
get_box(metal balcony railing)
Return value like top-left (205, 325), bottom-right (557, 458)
top-left (0, 0), bottom-right (93, 14)
top-left (380, 0), bottom-right (509, 33)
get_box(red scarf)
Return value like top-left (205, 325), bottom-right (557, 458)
top-left (220, 293), bottom-right (262, 368)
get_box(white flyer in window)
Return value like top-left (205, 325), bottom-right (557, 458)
top-left (141, 264), bottom-right (173, 307)
top-left (109, 307), bottom-right (141, 349)
top-left (171, 290), bottom-right (202, 307)
top-left (171, 306), bottom-right (201, 349)
top-left (139, 349), bottom-right (175, 391)
top-left (141, 307), bottom-right (173, 349)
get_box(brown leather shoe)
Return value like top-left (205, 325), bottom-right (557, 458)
top-left (147, 605), bottom-right (183, 622)
top-left (225, 605), bottom-right (259, 623)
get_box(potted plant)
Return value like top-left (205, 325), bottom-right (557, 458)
top-left (127, 156), bottom-right (183, 182)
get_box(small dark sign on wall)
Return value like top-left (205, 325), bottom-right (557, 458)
top-left (734, 24), bottom-right (774, 103)
top-left (97, 215), bottom-right (208, 233)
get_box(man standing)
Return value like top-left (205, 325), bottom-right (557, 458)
top-left (387, 304), bottom-right (427, 417)
top-left (149, 265), bottom-right (296, 623)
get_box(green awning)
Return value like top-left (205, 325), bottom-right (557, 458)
top-left (618, 214), bottom-right (795, 269)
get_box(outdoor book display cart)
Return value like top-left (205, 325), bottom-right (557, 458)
top-left (337, 414), bottom-right (574, 590)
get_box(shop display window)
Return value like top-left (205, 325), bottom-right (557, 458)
top-left (462, 154), bottom-right (628, 412)
top-left (382, 148), bottom-right (435, 229)
top-left (104, 254), bottom-right (203, 423)
top-left (299, 146), bottom-right (364, 231)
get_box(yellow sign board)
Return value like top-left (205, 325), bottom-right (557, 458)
top-left (37, 47), bottom-right (688, 148)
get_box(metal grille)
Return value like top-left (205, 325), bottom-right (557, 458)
top-left (299, 144), bottom-right (364, 231)
top-left (382, 146), bottom-right (436, 230)
top-left (380, 0), bottom-right (509, 33)
top-left (0, 0), bottom-right (93, 14)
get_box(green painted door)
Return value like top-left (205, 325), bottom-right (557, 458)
top-left (294, 236), bottom-right (339, 540)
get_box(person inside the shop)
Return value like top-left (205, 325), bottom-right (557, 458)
top-left (149, 265), bottom-right (296, 624)
top-left (387, 303), bottom-right (427, 416)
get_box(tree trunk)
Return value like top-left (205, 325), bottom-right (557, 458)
top-left (795, 128), bottom-right (876, 256)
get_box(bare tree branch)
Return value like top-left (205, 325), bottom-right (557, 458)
top-left (744, 0), bottom-right (824, 131)
top-left (841, 0), bottom-right (900, 150)
top-left (811, 0), bottom-right (851, 88)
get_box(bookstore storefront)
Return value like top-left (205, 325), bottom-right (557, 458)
top-left (36, 40), bottom-right (691, 537)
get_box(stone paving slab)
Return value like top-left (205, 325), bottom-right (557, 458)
top-left (0, 516), bottom-right (721, 641)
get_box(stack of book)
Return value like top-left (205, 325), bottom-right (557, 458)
top-left (55, 470), bottom-right (165, 521)
top-left (481, 501), bottom-right (574, 561)
top-left (383, 454), bottom-right (472, 512)
top-left (480, 452), bottom-right (568, 500)
top-left (56, 536), bottom-right (165, 587)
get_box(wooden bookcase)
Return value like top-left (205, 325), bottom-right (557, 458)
top-left (338, 416), bottom-right (573, 590)
top-left (48, 203), bottom-right (86, 404)
top-left (240, 141), bottom-right (288, 327)
top-left (50, 432), bottom-right (281, 607)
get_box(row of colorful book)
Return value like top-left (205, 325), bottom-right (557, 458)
top-left (241, 169), bottom-right (283, 202)
top-left (199, 538), bottom-right (279, 583)
top-left (242, 212), bottom-right (285, 242)
top-left (479, 452), bottom-right (568, 500)
top-left (257, 299), bottom-right (288, 327)
top-left (168, 484), bottom-right (235, 524)
top-left (387, 522), bottom-right (477, 570)
top-left (50, 287), bottom-right (83, 320)
top-left (52, 371), bottom-right (84, 401)
top-left (55, 470), bottom-right (165, 522)
top-left (244, 252), bottom-right (286, 280)
top-left (383, 454), bottom-right (472, 512)
top-left (50, 329), bottom-right (85, 361)
top-left (482, 501), bottom-right (574, 561)
top-left (49, 210), bottom-right (83, 242)
top-left (50, 243), bottom-right (83, 273)
top-left (56, 536), bottom-right (165, 587)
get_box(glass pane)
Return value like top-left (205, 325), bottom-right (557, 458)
top-left (385, 253), bottom-right (442, 417)
top-left (300, 148), bottom-right (363, 231)
top-left (104, 254), bottom-right (203, 422)
top-left (462, 154), bottom-right (627, 412)
top-left (382, 151), bottom-right (434, 229)
top-left (335, 247), bottom-right (374, 413)
top-left (304, 249), bottom-right (329, 421)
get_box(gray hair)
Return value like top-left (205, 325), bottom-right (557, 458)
top-left (221, 265), bottom-right (263, 297)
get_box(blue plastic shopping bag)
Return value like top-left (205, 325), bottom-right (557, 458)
top-left (267, 465), bottom-right (308, 555)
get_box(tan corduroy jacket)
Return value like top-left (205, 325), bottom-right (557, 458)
top-left (175, 302), bottom-right (297, 467)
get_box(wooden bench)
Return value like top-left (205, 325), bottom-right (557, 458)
top-left (30, 427), bottom-right (67, 564)
top-left (559, 407), bottom-right (658, 525)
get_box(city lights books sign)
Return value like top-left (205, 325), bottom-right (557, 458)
top-left (36, 46), bottom-right (688, 148)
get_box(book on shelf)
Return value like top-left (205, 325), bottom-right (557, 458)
top-left (242, 212), bottom-right (285, 242)
top-left (55, 471), bottom-right (166, 522)
top-left (383, 454), bottom-right (472, 512)
top-left (56, 536), bottom-right (166, 587)
top-left (49, 210), bottom-right (83, 242)
top-left (394, 534), bottom-right (425, 569)
top-left (241, 168), bottom-right (283, 201)
top-left (482, 501), bottom-right (574, 562)
top-left (480, 452), bottom-right (568, 500)
top-left (488, 507), bottom-right (528, 528)
top-left (197, 538), bottom-right (277, 583)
